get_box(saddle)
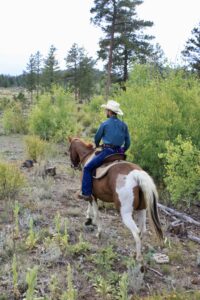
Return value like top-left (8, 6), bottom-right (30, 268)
top-left (93, 153), bottom-right (128, 179)
top-left (103, 153), bottom-right (126, 163)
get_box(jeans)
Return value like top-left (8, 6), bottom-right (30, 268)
top-left (82, 148), bottom-right (116, 196)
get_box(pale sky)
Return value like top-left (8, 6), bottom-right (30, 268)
top-left (0, 0), bottom-right (199, 75)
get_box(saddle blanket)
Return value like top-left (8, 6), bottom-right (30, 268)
top-left (93, 161), bottom-right (130, 179)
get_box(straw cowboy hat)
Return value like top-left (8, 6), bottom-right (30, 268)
top-left (101, 100), bottom-right (123, 116)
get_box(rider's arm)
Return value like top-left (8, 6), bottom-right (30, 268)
top-left (94, 123), bottom-right (104, 147)
top-left (124, 124), bottom-right (131, 151)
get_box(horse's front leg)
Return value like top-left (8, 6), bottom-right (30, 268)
top-left (85, 202), bottom-right (93, 226)
top-left (92, 199), bottom-right (102, 238)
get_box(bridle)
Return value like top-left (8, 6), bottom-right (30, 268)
top-left (68, 143), bottom-right (80, 170)
top-left (69, 142), bottom-right (95, 170)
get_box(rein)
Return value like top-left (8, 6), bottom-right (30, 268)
top-left (80, 149), bottom-right (95, 165)
top-left (70, 145), bottom-right (95, 170)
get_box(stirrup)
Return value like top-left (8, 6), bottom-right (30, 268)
top-left (78, 193), bottom-right (93, 201)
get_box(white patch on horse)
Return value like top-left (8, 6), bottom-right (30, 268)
top-left (116, 172), bottom-right (137, 213)
top-left (116, 171), bottom-right (142, 260)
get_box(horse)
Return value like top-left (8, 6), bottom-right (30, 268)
top-left (68, 137), bottom-right (163, 261)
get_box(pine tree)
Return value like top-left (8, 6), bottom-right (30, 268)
top-left (34, 51), bottom-right (43, 98)
top-left (182, 23), bottom-right (200, 76)
top-left (65, 44), bottom-right (95, 101)
top-left (42, 45), bottom-right (59, 91)
top-left (147, 43), bottom-right (166, 71)
top-left (91, 0), bottom-right (154, 94)
top-left (91, 0), bottom-right (118, 97)
top-left (78, 56), bottom-right (96, 101)
top-left (65, 43), bottom-right (84, 100)
top-left (25, 54), bottom-right (36, 101)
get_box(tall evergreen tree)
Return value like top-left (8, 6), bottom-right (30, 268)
top-left (25, 54), bottom-right (36, 101)
top-left (42, 45), bottom-right (59, 91)
top-left (65, 44), bottom-right (95, 101)
top-left (147, 43), bottom-right (166, 71)
top-left (91, 0), bottom-right (117, 97)
top-left (65, 43), bottom-right (84, 100)
top-left (182, 23), bottom-right (200, 76)
top-left (34, 51), bottom-right (43, 98)
top-left (91, 0), bottom-right (154, 94)
top-left (78, 56), bottom-right (96, 101)
top-left (0, 75), bottom-right (17, 87)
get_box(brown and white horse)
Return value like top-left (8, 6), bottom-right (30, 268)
top-left (68, 137), bottom-right (163, 261)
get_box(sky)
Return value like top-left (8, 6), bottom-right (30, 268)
top-left (0, 0), bottom-right (199, 75)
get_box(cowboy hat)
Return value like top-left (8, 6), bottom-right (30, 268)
top-left (101, 100), bottom-right (123, 116)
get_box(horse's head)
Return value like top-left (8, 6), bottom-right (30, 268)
top-left (68, 137), bottom-right (95, 169)
top-left (68, 137), bottom-right (81, 169)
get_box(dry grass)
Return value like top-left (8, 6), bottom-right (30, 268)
top-left (0, 133), bottom-right (200, 299)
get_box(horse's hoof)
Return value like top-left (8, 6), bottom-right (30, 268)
top-left (96, 232), bottom-right (102, 239)
top-left (85, 218), bottom-right (93, 226)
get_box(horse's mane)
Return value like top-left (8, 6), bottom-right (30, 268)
top-left (72, 137), bottom-right (94, 150)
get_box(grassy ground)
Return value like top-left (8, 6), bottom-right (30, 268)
top-left (0, 134), bottom-right (200, 300)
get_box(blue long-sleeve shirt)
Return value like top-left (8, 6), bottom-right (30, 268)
top-left (94, 116), bottom-right (131, 151)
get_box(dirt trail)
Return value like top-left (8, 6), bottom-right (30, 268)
top-left (0, 135), bottom-right (200, 299)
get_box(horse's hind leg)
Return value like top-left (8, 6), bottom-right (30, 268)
top-left (136, 209), bottom-right (146, 239)
top-left (85, 203), bottom-right (93, 226)
top-left (121, 208), bottom-right (142, 261)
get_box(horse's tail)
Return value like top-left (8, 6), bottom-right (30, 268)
top-left (131, 170), bottom-right (163, 241)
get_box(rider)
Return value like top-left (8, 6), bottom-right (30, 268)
top-left (79, 100), bottom-right (131, 201)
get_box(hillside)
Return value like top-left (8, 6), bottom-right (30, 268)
top-left (0, 134), bottom-right (199, 300)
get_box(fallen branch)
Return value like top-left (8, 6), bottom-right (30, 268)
top-left (188, 234), bottom-right (200, 244)
top-left (147, 266), bottom-right (163, 277)
top-left (168, 220), bottom-right (187, 236)
top-left (158, 203), bottom-right (200, 227)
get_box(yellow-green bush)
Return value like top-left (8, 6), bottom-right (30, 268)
top-left (83, 95), bottom-right (105, 134)
top-left (159, 136), bottom-right (200, 205)
top-left (29, 86), bottom-right (81, 141)
top-left (87, 68), bottom-right (200, 174)
top-left (2, 102), bottom-right (28, 134)
top-left (0, 161), bottom-right (26, 200)
top-left (24, 135), bottom-right (50, 162)
top-left (113, 65), bottom-right (200, 179)
top-left (0, 96), bottom-right (13, 111)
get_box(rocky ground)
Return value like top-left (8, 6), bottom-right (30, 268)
top-left (0, 134), bottom-right (200, 300)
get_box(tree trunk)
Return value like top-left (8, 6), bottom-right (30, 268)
top-left (123, 46), bottom-right (128, 82)
top-left (105, 0), bottom-right (117, 99)
top-left (74, 61), bottom-right (78, 101)
top-left (36, 72), bottom-right (40, 99)
top-left (188, 234), bottom-right (200, 244)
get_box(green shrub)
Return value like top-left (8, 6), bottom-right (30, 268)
top-left (24, 135), bottom-right (50, 161)
top-left (2, 102), bottom-right (27, 134)
top-left (0, 97), bottom-right (13, 111)
top-left (81, 95), bottom-right (106, 137)
top-left (61, 264), bottom-right (77, 300)
top-left (82, 115), bottom-right (92, 127)
top-left (25, 266), bottom-right (38, 300)
top-left (0, 161), bottom-right (26, 200)
top-left (29, 86), bottom-right (81, 141)
top-left (14, 91), bottom-right (26, 103)
top-left (113, 65), bottom-right (200, 179)
top-left (159, 135), bottom-right (200, 205)
top-left (82, 66), bottom-right (200, 184)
